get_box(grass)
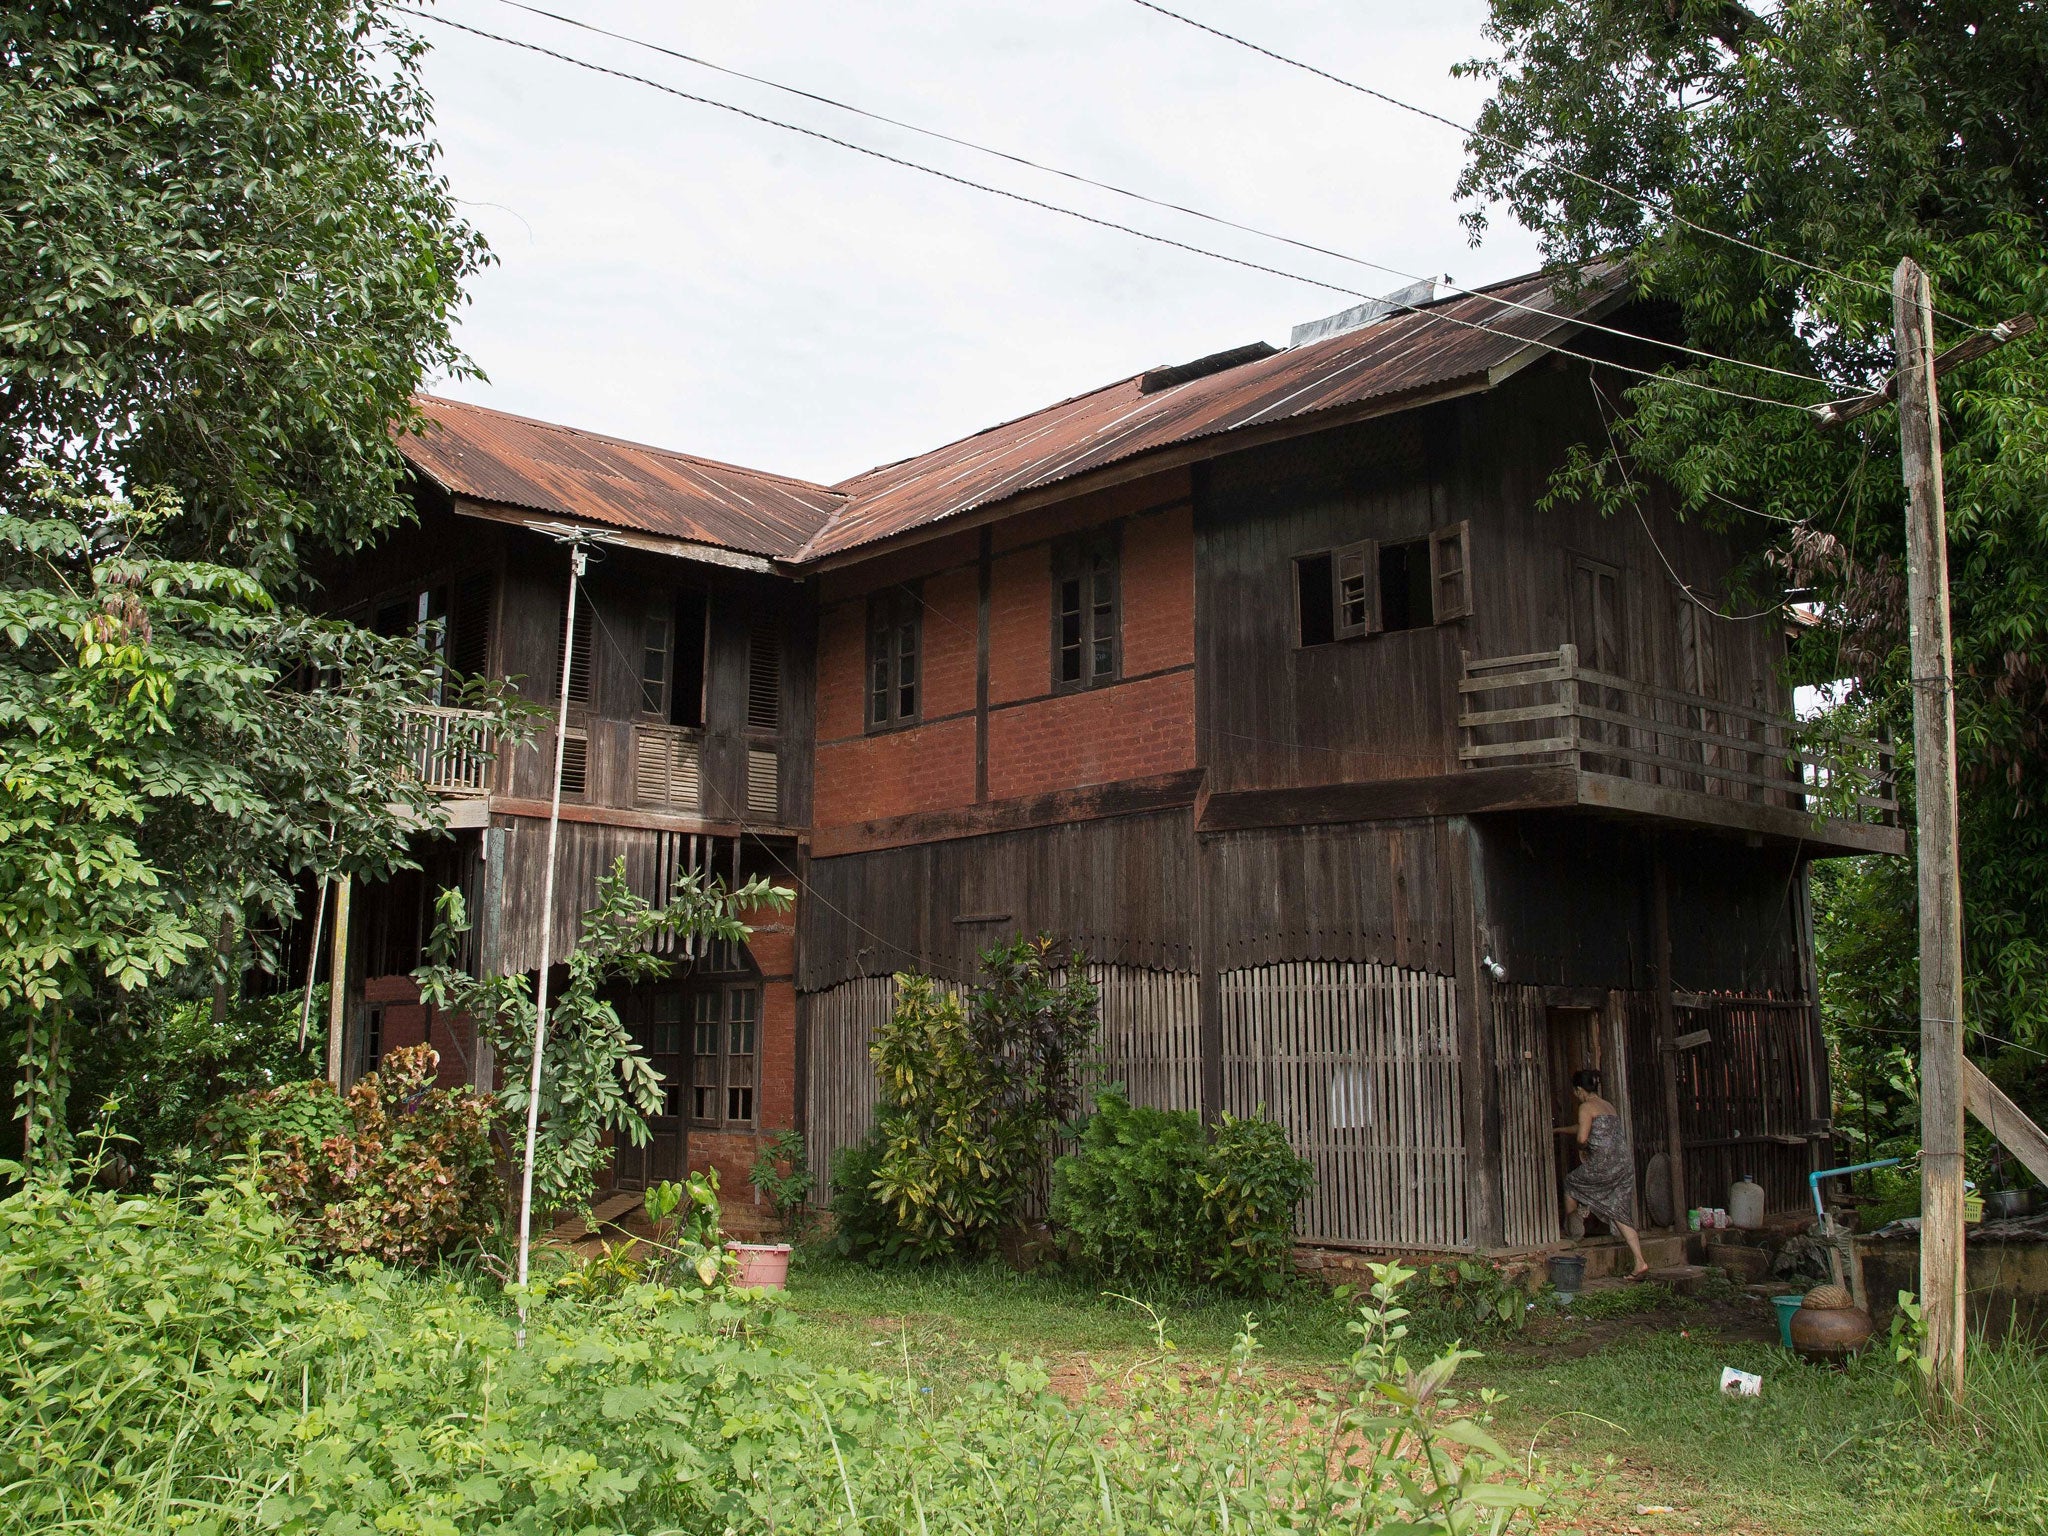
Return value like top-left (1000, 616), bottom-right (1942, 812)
top-left (776, 1251), bottom-right (2048, 1536)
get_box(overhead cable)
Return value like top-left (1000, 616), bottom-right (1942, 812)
top-left (478, 0), bottom-right (1834, 393)
top-left (1124, 0), bottom-right (1992, 336)
top-left (398, 8), bottom-right (1824, 418)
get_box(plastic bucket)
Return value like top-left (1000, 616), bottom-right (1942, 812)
top-left (1772, 1292), bottom-right (1803, 1348)
top-left (729, 1242), bottom-right (792, 1291)
top-left (1546, 1253), bottom-right (1588, 1296)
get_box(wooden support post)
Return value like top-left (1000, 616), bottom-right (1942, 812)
top-left (473, 826), bottom-right (507, 1092)
top-left (1451, 816), bottom-right (1503, 1250)
top-left (1651, 843), bottom-right (1687, 1228)
top-left (325, 876), bottom-right (351, 1086)
top-left (1196, 825), bottom-right (1222, 1125)
top-left (1896, 257), bottom-right (1967, 1410)
top-left (1964, 1059), bottom-right (2048, 1188)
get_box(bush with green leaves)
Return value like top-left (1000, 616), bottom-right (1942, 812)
top-left (0, 1158), bottom-right (1560, 1536)
top-left (203, 1043), bottom-right (499, 1266)
top-left (862, 938), bottom-right (1099, 1262)
top-left (1051, 1089), bottom-right (1315, 1294)
top-left (827, 1132), bottom-right (901, 1261)
top-left (748, 1127), bottom-right (815, 1240)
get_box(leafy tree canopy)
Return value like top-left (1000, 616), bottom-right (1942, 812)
top-left (0, 0), bottom-right (487, 580)
top-left (1457, 0), bottom-right (2048, 1049)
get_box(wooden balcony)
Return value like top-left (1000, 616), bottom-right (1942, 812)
top-left (1457, 646), bottom-right (1904, 855)
top-left (402, 705), bottom-right (494, 796)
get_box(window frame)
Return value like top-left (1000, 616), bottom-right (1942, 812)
top-left (865, 585), bottom-right (922, 730)
top-left (638, 604), bottom-right (672, 717)
top-left (1293, 523), bottom-right (1473, 648)
top-left (1050, 531), bottom-right (1122, 691)
top-left (688, 982), bottom-right (760, 1129)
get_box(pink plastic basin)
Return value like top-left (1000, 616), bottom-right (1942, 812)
top-left (728, 1242), bottom-right (792, 1290)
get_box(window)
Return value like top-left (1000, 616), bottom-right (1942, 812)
top-left (556, 728), bottom-right (588, 796)
top-left (867, 587), bottom-right (920, 727)
top-left (554, 584), bottom-right (594, 704)
top-left (1052, 536), bottom-right (1119, 688)
top-left (363, 1006), bottom-right (384, 1073)
top-left (747, 621), bottom-right (782, 730)
top-left (671, 591), bottom-right (708, 728)
top-left (639, 607), bottom-right (670, 714)
top-left (1293, 522), bottom-right (1470, 646)
top-left (690, 985), bottom-right (759, 1126)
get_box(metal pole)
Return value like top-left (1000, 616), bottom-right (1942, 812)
top-left (515, 539), bottom-right (589, 1340)
top-left (1895, 256), bottom-right (1966, 1409)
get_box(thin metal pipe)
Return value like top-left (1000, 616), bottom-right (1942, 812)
top-left (1809, 1157), bottom-right (1901, 1220)
top-left (515, 538), bottom-right (590, 1343)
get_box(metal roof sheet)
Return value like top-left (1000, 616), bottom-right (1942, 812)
top-left (397, 263), bottom-right (1626, 568)
top-left (804, 264), bottom-right (1626, 560)
top-left (400, 396), bottom-right (846, 560)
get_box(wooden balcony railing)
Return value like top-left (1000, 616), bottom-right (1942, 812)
top-left (1457, 646), bottom-right (1897, 829)
top-left (401, 705), bottom-right (494, 796)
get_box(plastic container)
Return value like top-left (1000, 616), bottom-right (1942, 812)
top-left (1729, 1175), bottom-right (1765, 1231)
top-left (728, 1242), bottom-right (792, 1290)
top-left (1772, 1292), bottom-right (1804, 1348)
top-left (1546, 1253), bottom-right (1587, 1298)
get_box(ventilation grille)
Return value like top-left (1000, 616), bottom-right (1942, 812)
top-left (746, 622), bottom-right (781, 731)
top-left (746, 747), bottom-right (779, 821)
top-left (557, 729), bottom-right (588, 796)
top-left (449, 570), bottom-right (494, 679)
top-left (633, 725), bottom-right (702, 811)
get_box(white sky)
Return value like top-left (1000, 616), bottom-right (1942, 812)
top-left (414, 0), bottom-right (1544, 487)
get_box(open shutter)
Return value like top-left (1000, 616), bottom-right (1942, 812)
top-left (1333, 539), bottom-right (1379, 639)
top-left (1430, 521), bottom-right (1471, 621)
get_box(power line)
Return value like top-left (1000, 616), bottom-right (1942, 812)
top-left (476, 0), bottom-right (1834, 394)
top-left (1123, 0), bottom-right (1994, 338)
top-left (399, 7), bottom-right (1827, 419)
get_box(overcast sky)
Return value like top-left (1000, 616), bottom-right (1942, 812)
top-left (413, 0), bottom-right (1544, 486)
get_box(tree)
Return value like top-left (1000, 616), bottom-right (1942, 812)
top-left (0, 471), bottom-right (526, 1168)
top-left (412, 861), bottom-right (793, 1223)
top-left (0, 0), bottom-right (487, 581)
top-left (1456, 0), bottom-right (2048, 1051)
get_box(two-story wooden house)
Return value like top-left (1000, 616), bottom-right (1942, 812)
top-left (334, 263), bottom-right (1900, 1254)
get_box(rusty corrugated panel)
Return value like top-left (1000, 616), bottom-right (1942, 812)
top-left (399, 397), bottom-right (845, 560)
top-left (804, 265), bottom-right (1625, 560)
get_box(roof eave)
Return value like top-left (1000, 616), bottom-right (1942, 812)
top-left (448, 495), bottom-right (797, 577)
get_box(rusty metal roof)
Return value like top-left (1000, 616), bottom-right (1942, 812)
top-left (399, 263), bottom-right (1626, 568)
top-left (803, 263), bottom-right (1627, 560)
top-left (400, 396), bottom-right (845, 560)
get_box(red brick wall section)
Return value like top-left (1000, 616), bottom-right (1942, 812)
top-left (813, 714), bottom-right (977, 827)
top-left (987, 670), bottom-right (1196, 800)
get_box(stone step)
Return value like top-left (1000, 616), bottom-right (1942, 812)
top-left (1574, 1230), bottom-right (1695, 1278)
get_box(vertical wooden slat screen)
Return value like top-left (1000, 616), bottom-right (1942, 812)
top-left (1492, 984), bottom-right (1560, 1250)
top-left (1221, 961), bottom-right (1469, 1250)
top-left (802, 966), bottom-right (1201, 1207)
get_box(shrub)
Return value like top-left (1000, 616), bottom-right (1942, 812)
top-left (748, 1126), bottom-right (815, 1240)
top-left (0, 1166), bottom-right (1561, 1535)
top-left (828, 1130), bottom-right (903, 1261)
top-left (205, 1043), bottom-right (500, 1265)
top-left (1052, 1089), bottom-right (1315, 1293)
top-left (866, 937), bottom-right (1099, 1262)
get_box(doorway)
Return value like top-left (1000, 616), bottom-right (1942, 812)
top-left (1546, 1006), bottom-right (1604, 1234)
top-left (611, 988), bottom-right (688, 1192)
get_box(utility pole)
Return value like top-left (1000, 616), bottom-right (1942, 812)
top-left (1894, 257), bottom-right (1966, 1409)
top-left (1814, 275), bottom-right (2032, 1408)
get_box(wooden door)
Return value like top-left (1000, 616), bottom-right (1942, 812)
top-left (1546, 1006), bottom-right (1603, 1230)
top-left (613, 988), bottom-right (687, 1192)
top-left (1571, 556), bottom-right (1626, 773)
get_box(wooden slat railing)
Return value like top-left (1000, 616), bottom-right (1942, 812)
top-left (1457, 645), bottom-right (1897, 827)
top-left (401, 705), bottom-right (494, 795)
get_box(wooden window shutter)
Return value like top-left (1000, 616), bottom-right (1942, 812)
top-left (633, 726), bottom-right (701, 811)
top-left (746, 622), bottom-right (781, 731)
top-left (1430, 521), bottom-right (1471, 621)
top-left (1333, 539), bottom-right (1379, 639)
top-left (556, 588), bottom-right (594, 704)
top-left (557, 729), bottom-right (589, 796)
top-left (746, 747), bottom-right (779, 820)
top-left (448, 571), bottom-right (494, 679)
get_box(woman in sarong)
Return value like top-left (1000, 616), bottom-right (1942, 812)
top-left (1560, 1068), bottom-right (1648, 1279)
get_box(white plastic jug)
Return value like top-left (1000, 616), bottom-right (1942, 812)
top-left (1728, 1174), bottom-right (1765, 1231)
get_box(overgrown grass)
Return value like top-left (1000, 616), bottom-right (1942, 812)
top-left (777, 1251), bottom-right (2048, 1536)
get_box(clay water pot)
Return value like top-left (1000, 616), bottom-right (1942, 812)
top-left (1789, 1284), bottom-right (1873, 1360)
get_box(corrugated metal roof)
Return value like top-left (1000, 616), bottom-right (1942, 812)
top-left (400, 396), bottom-right (846, 560)
top-left (804, 264), bottom-right (1626, 560)
top-left (398, 263), bottom-right (1625, 568)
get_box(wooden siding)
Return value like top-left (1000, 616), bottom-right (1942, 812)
top-left (799, 810), bottom-right (1197, 992)
top-left (1207, 822), bottom-right (1455, 974)
top-left (1222, 961), bottom-right (1469, 1250)
top-left (1492, 984), bottom-right (1561, 1250)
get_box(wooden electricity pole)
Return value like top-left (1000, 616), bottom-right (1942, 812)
top-left (1894, 257), bottom-right (1966, 1409)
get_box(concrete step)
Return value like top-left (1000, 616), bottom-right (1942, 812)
top-left (1574, 1230), bottom-right (1694, 1278)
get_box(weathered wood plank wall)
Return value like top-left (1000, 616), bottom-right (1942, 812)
top-left (1491, 984), bottom-right (1561, 1250)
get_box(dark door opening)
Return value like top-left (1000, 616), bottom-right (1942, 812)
top-left (1546, 1006), bottom-right (1604, 1235)
top-left (612, 988), bottom-right (688, 1192)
